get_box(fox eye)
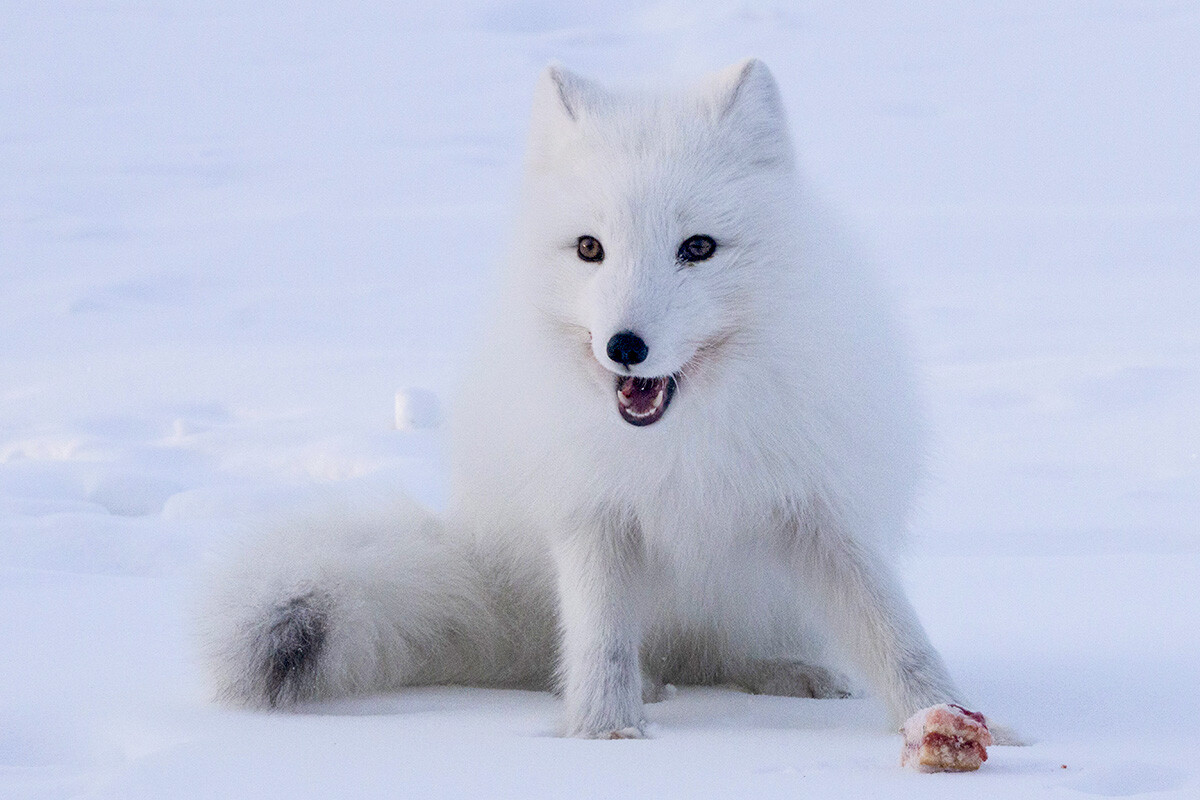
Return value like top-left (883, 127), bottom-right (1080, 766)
top-left (677, 235), bottom-right (717, 263)
top-left (577, 235), bottom-right (604, 262)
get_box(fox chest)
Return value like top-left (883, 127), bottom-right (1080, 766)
top-left (631, 464), bottom-right (802, 562)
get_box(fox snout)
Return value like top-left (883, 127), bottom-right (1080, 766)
top-left (606, 331), bottom-right (648, 370)
top-left (593, 329), bottom-right (678, 427)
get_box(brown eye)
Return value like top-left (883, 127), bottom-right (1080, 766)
top-left (577, 236), bottom-right (604, 262)
top-left (678, 235), bottom-right (716, 263)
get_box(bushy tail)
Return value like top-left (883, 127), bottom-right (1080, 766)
top-left (197, 495), bottom-right (548, 708)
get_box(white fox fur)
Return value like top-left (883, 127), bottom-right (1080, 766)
top-left (200, 59), bottom-right (969, 739)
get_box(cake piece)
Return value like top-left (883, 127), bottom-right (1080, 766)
top-left (901, 703), bottom-right (993, 772)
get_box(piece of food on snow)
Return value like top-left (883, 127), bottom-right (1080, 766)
top-left (901, 704), bottom-right (993, 772)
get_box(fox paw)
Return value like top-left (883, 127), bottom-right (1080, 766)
top-left (566, 720), bottom-right (647, 739)
top-left (601, 726), bottom-right (645, 740)
top-left (641, 674), bottom-right (677, 704)
top-left (736, 658), bottom-right (853, 699)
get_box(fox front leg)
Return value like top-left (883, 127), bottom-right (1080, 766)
top-left (794, 522), bottom-right (964, 724)
top-left (552, 521), bottom-right (648, 738)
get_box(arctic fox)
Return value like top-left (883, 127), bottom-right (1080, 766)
top-left (202, 59), bottom-right (976, 740)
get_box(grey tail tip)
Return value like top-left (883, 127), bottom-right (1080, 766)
top-left (263, 594), bottom-right (328, 708)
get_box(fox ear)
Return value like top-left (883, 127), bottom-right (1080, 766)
top-left (706, 59), bottom-right (791, 167)
top-left (527, 64), bottom-right (606, 168)
top-left (711, 58), bottom-right (784, 121)
top-left (533, 63), bottom-right (603, 123)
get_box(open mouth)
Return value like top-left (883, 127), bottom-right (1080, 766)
top-left (615, 375), bottom-right (677, 426)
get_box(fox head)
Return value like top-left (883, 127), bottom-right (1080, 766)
top-left (513, 59), bottom-right (798, 427)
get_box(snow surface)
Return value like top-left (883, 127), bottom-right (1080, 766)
top-left (3, 1), bottom-right (1199, 798)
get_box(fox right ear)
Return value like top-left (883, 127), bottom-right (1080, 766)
top-left (527, 64), bottom-right (606, 168)
top-left (533, 64), bottom-right (597, 123)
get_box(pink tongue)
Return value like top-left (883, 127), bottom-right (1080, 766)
top-left (619, 377), bottom-right (664, 414)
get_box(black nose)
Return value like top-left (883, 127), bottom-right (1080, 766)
top-left (606, 331), bottom-right (648, 367)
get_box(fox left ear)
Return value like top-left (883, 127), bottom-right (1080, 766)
top-left (707, 59), bottom-right (791, 165)
top-left (711, 58), bottom-right (784, 121)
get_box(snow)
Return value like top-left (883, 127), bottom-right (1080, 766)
top-left (2, 1), bottom-right (1199, 798)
